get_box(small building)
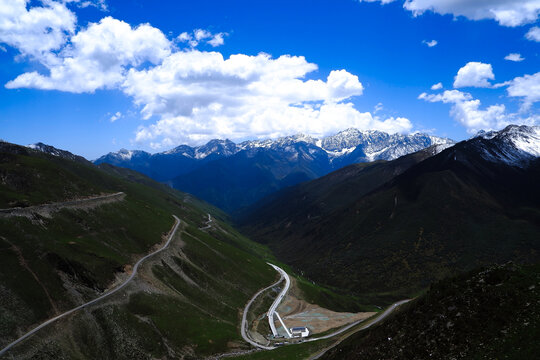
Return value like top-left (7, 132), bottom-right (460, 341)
top-left (289, 326), bottom-right (310, 338)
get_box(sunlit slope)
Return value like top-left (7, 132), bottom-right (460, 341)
top-left (0, 142), bottom-right (275, 358)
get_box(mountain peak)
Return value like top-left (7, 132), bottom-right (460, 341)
top-left (27, 142), bottom-right (89, 163)
top-left (474, 125), bottom-right (540, 167)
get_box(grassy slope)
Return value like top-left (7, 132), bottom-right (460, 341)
top-left (322, 262), bottom-right (540, 360)
top-left (0, 143), bottom-right (362, 359)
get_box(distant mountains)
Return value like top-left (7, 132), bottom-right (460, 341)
top-left (238, 125), bottom-right (540, 303)
top-left (94, 129), bottom-right (454, 211)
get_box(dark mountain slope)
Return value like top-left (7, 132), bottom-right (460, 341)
top-left (236, 145), bottom-right (444, 230)
top-left (172, 143), bottom-right (331, 212)
top-left (96, 130), bottom-right (453, 211)
top-left (322, 262), bottom-right (540, 360)
top-left (239, 126), bottom-right (540, 303)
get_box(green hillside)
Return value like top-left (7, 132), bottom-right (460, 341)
top-left (0, 142), bottom-right (277, 358)
top-left (0, 142), bottom-right (362, 359)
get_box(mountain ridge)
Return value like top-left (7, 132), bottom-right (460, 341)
top-left (96, 129), bottom-right (454, 164)
top-left (238, 125), bottom-right (540, 303)
top-left (94, 129), bottom-right (454, 211)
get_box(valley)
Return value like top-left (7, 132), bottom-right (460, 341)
top-left (2, 1), bottom-right (539, 358)
top-left (1, 125), bottom-right (539, 359)
top-left (0, 141), bottom-right (375, 359)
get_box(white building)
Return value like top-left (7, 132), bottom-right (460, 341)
top-left (290, 326), bottom-right (310, 338)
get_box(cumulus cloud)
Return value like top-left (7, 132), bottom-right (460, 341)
top-left (526, 26), bottom-right (540, 41)
top-left (0, 0), bottom-right (76, 60)
top-left (359, 0), bottom-right (540, 27)
top-left (6, 17), bottom-right (171, 92)
top-left (177, 29), bottom-right (228, 48)
top-left (419, 90), bottom-right (539, 133)
top-left (2, 1), bottom-right (412, 148)
top-left (122, 51), bottom-right (410, 148)
top-left (453, 62), bottom-right (495, 88)
top-left (506, 72), bottom-right (540, 110)
top-left (504, 53), bottom-right (524, 62)
top-left (422, 39), bottom-right (437, 47)
top-left (431, 82), bottom-right (443, 90)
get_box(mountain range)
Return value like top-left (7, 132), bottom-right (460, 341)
top-left (94, 129), bottom-right (454, 211)
top-left (238, 125), bottom-right (540, 303)
top-left (2, 124), bottom-right (540, 359)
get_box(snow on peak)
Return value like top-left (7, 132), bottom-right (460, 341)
top-left (477, 125), bottom-right (540, 166)
top-left (117, 149), bottom-right (136, 160)
top-left (497, 125), bottom-right (540, 158)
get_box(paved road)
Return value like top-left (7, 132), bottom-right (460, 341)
top-left (199, 213), bottom-right (213, 230)
top-left (308, 299), bottom-right (411, 359)
top-left (266, 263), bottom-right (291, 338)
top-left (0, 215), bottom-right (181, 357)
top-left (238, 264), bottom-right (410, 357)
top-left (240, 269), bottom-right (284, 350)
top-left (0, 192), bottom-right (126, 218)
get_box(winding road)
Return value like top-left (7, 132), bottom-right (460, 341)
top-left (240, 265), bottom-right (285, 350)
top-left (0, 215), bottom-right (181, 357)
top-left (266, 263), bottom-right (291, 338)
top-left (0, 192), bottom-right (126, 219)
top-left (239, 263), bottom-right (411, 357)
top-left (308, 299), bottom-right (411, 359)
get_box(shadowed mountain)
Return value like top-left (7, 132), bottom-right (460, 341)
top-left (171, 142), bottom-right (332, 212)
top-left (238, 125), bottom-right (540, 303)
top-left (322, 262), bottom-right (540, 360)
top-left (95, 130), bottom-right (453, 211)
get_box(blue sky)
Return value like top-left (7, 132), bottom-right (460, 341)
top-left (0, 0), bottom-right (539, 159)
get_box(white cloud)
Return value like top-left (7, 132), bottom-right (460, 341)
top-left (504, 53), bottom-right (524, 62)
top-left (110, 111), bottom-right (122, 122)
top-left (453, 62), bottom-right (495, 88)
top-left (404, 0), bottom-right (540, 26)
top-left (207, 33), bottom-right (225, 47)
top-left (361, 0), bottom-right (540, 27)
top-left (431, 82), bottom-right (443, 90)
top-left (0, 0), bottom-right (76, 60)
top-left (358, 0), bottom-right (396, 4)
top-left (2, 3), bottom-right (413, 148)
top-left (122, 50), bottom-right (408, 148)
top-left (526, 26), bottom-right (540, 41)
top-left (6, 17), bottom-right (171, 92)
top-left (177, 29), bottom-right (228, 48)
top-left (506, 72), bottom-right (540, 110)
top-left (419, 89), bottom-right (539, 133)
top-left (64, 0), bottom-right (108, 11)
top-left (422, 39), bottom-right (437, 47)
top-left (374, 102), bottom-right (383, 113)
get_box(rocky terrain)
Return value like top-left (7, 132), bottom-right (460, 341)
top-left (323, 262), bottom-right (540, 360)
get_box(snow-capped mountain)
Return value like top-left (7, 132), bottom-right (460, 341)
top-left (473, 125), bottom-right (540, 167)
top-left (26, 142), bottom-right (89, 164)
top-left (97, 129), bottom-right (453, 165)
top-left (94, 129), bottom-right (454, 211)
